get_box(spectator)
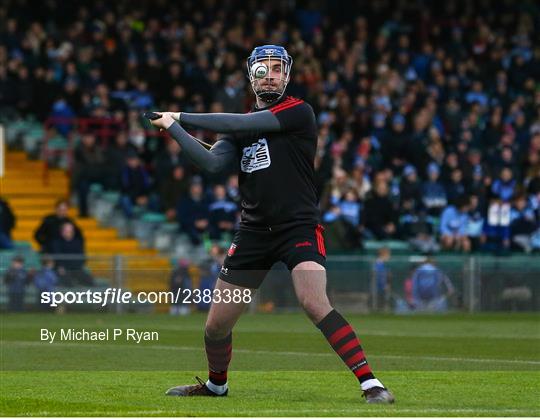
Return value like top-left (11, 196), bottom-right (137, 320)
top-left (445, 168), bottom-right (467, 204)
top-left (399, 198), bottom-right (439, 253)
top-left (0, 197), bottom-right (15, 249)
top-left (169, 259), bottom-right (192, 316)
top-left (3, 256), bottom-right (31, 312)
top-left (372, 248), bottom-right (391, 312)
top-left (104, 131), bottom-right (137, 190)
top-left (153, 138), bottom-right (187, 193)
top-left (34, 199), bottom-right (83, 253)
top-left (482, 197), bottom-right (512, 254)
top-left (50, 222), bottom-right (94, 286)
top-left (159, 165), bottom-right (190, 221)
top-left (322, 188), bottom-right (363, 249)
top-left (466, 194), bottom-right (485, 251)
top-left (320, 167), bottom-right (353, 210)
top-left (119, 150), bottom-right (155, 218)
top-left (209, 184), bottom-right (238, 240)
top-left (177, 177), bottom-right (210, 245)
top-left (381, 114), bottom-right (409, 172)
top-left (411, 257), bottom-right (454, 312)
top-left (215, 73), bottom-right (245, 113)
top-left (510, 194), bottom-right (539, 253)
top-left (491, 167), bottom-right (517, 202)
top-left (439, 196), bottom-right (471, 252)
top-left (225, 174), bottom-right (241, 204)
top-left (197, 244), bottom-right (225, 311)
top-left (49, 96), bottom-right (75, 137)
top-left (72, 133), bottom-right (107, 217)
top-left (400, 165), bottom-right (422, 208)
top-left (363, 181), bottom-right (398, 240)
top-left (33, 257), bottom-right (58, 311)
top-left (421, 162), bottom-right (447, 216)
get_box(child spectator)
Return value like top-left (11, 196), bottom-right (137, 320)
top-left (34, 257), bottom-right (58, 311)
top-left (439, 196), bottom-right (471, 252)
top-left (3, 256), bottom-right (31, 312)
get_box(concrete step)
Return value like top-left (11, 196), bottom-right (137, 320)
top-left (1, 186), bottom-right (69, 195)
top-left (12, 228), bottom-right (118, 240)
top-left (85, 239), bottom-right (141, 251)
top-left (15, 218), bottom-right (99, 230)
top-left (7, 197), bottom-right (58, 207)
top-left (9, 208), bottom-right (78, 218)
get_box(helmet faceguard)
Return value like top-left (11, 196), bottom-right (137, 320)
top-left (247, 45), bottom-right (293, 104)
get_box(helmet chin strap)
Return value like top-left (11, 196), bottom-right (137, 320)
top-left (256, 89), bottom-right (284, 104)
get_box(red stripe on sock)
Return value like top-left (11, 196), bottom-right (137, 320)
top-left (337, 338), bottom-right (360, 357)
top-left (345, 352), bottom-right (365, 367)
top-left (328, 325), bottom-right (353, 345)
top-left (209, 371), bottom-right (227, 380)
top-left (353, 364), bottom-right (373, 378)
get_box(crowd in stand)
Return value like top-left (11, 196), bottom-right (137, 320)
top-left (1, 0), bottom-right (540, 253)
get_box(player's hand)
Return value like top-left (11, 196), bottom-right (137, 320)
top-left (149, 112), bottom-right (175, 130)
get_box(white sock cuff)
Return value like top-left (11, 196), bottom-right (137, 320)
top-left (206, 379), bottom-right (228, 395)
top-left (361, 378), bottom-right (384, 391)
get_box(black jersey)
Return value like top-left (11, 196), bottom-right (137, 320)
top-left (225, 96), bottom-right (320, 230)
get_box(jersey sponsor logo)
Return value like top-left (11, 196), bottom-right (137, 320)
top-left (295, 241), bottom-right (312, 248)
top-left (227, 243), bottom-right (237, 257)
top-left (240, 138), bottom-right (271, 173)
top-left (220, 266), bottom-right (229, 276)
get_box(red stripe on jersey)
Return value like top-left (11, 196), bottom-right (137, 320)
top-left (268, 98), bottom-right (295, 112)
top-left (269, 99), bottom-right (299, 114)
top-left (328, 325), bottom-right (353, 345)
top-left (272, 101), bottom-right (303, 114)
top-left (269, 96), bottom-right (297, 109)
top-left (270, 98), bottom-right (303, 114)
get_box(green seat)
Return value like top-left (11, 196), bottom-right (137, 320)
top-left (141, 212), bottom-right (167, 223)
top-left (47, 136), bottom-right (69, 150)
top-left (90, 183), bottom-right (104, 193)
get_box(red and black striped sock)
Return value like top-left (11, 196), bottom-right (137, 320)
top-left (205, 333), bottom-right (232, 386)
top-left (316, 309), bottom-right (375, 384)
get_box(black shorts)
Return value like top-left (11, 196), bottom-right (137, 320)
top-left (218, 223), bottom-right (326, 289)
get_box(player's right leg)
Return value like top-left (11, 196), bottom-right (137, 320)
top-left (166, 229), bottom-right (270, 397)
top-left (165, 278), bottom-right (253, 396)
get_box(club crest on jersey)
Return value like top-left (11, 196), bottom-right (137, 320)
top-left (227, 243), bottom-right (237, 257)
top-left (240, 138), bottom-right (271, 173)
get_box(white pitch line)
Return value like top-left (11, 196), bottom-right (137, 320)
top-left (19, 408), bottom-right (539, 416)
top-left (3, 340), bottom-right (540, 366)
top-left (5, 323), bottom-right (538, 340)
top-left (153, 325), bottom-right (540, 340)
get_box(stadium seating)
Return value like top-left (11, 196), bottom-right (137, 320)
top-left (1, 149), bottom-right (173, 311)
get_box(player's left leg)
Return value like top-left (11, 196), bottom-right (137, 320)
top-left (291, 261), bottom-right (395, 404)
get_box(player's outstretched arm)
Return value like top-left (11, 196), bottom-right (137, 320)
top-left (173, 110), bottom-right (281, 133)
top-left (147, 113), bottom-right (236, 174)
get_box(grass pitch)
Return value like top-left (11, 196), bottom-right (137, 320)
top-left (1, 312), bottom-right (539, 416)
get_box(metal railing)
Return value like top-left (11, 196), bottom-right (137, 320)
top-left (1, 252), bottom-right (539, 314)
